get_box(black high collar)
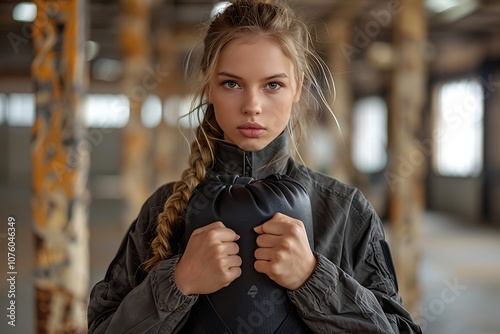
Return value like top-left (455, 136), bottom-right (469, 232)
top-left (210, 132), bottom-right (290, 179)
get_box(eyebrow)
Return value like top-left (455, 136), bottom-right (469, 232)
top-left (216, 71), bottom-right (289, 81)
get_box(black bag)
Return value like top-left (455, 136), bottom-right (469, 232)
top-left (181, 174), bottom-right (314, 334)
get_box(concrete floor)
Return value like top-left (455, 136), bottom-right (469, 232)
top-left (415, 212), bottom-right (500, 334)
top-left (1, 188), bottom-right (500, 333)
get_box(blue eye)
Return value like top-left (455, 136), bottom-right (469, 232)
top-left (267, 82), bottom-right (282, 90)
top-left (223, 81), bottom-right (240, 89)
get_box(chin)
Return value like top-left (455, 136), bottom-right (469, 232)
top-left (235, 139), bottom-right (269, 152)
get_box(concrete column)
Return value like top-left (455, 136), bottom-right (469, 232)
top-left (153, 109), bottom-right (188, 186)
top-left (120, 0), bottom-right (154, 221)
top-left (326, 3), bottom-right (360, 183)
top-left (387, 0), bottom-right (427, 313)
top-left (153, 28), bottom-right (197, 187)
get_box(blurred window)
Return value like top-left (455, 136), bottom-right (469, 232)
top-left (352, 96), bottom-right (388, 173)
top-left (141, 95), bottom-right (162, 128)
top-left (0, 93), bottom-right (7, 124)
top-left (84, 94), bottom-right (129, 128)
top-left (177, 95), bottom-right (203, 129)
top-left (163, 95), bottom-right (201, 128)
top-left (434, 78), bottom-right (483, 177)
top-left (3, 93), bottom-right (131, 128)
top-left (7, 93), bottom-right (35, 126)
top-left (163, 95), bottom-right (180, 126)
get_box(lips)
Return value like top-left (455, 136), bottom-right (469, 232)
top-left (237, 122), bottom-right (265, 138)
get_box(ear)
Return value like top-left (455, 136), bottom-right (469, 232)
top-left (293, 72), bottom-right (304, 103)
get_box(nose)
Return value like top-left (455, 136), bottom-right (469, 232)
top-left (241, 89), bottom-right (262, 116)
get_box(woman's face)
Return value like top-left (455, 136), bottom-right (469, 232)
top-left (207, 36), bottom-right (301, 151)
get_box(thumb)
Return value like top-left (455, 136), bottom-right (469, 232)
top-left (253, 224), bottom-right (264, 234)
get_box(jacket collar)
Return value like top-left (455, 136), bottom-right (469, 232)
top-left (211, 132), bottom-right (290, 179)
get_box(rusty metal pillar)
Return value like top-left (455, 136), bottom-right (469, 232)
top-left (31, 0), bottom-right (89, 332)
top-left (387, 0), bottom-right (427, 313)
top-left (120, 0), bottom-right (154, 221)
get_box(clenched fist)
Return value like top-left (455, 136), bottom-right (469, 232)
top-left (254, 212), bottom-right (317, 290)
top-left (175, 221), bottom-right (242, 295)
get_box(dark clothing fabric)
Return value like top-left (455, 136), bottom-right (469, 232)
top-left (88, 133), bottom-right (422, 333)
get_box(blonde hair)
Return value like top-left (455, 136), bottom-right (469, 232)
top-left (144, 0), bottom-right (334, 270)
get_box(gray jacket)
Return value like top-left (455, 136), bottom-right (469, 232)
top-left (88, 133), bottom-right (422, 333)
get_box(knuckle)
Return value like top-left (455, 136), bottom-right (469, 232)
top-left (295, 219), bottom-right (305, 228)
top-left (278, 237), bottom-right (293, 251)
top-left (275, 212), bottom-right (286, 219)
top-left (289, 225), bottom-right (303, 238)
top-left (214, 255), bottom-right (226, 267)
top-left (215, 243), bottom-right (226, 254)
top-left (268, 263), bottom-right (281, 278)
top-left (213, 221), bottom-right (224, 228)
top-left (206, 228), bottom-right (218, 238)
top-left (220, 269), bottom-right (237, 285)
top-left (274, 249), bottom-right (287, 261)
top-left (207, 245), bottom-right (221, 258)
top-left (205, 229), bottom-right (220, 243)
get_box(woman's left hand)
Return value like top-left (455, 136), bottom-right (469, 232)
top-left (253, 212), bottom-right (317, 290)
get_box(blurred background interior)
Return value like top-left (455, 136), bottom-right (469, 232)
top-left (0, 0), bottom-right (499, 333)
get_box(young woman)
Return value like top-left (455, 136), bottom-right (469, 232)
top-left (88, 1), bottom-right (421, 333)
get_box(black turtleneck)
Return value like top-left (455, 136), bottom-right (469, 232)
top-left (210, 131), bottom-right (291, 179)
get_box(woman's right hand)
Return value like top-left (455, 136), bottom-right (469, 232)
top-left (175, 221), bottom-right (242, 295)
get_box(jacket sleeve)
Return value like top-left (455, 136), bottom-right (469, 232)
top-left (87, 186), bottom-right (198, 333)
top-left (288, 215), bottom-right (422, 334)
